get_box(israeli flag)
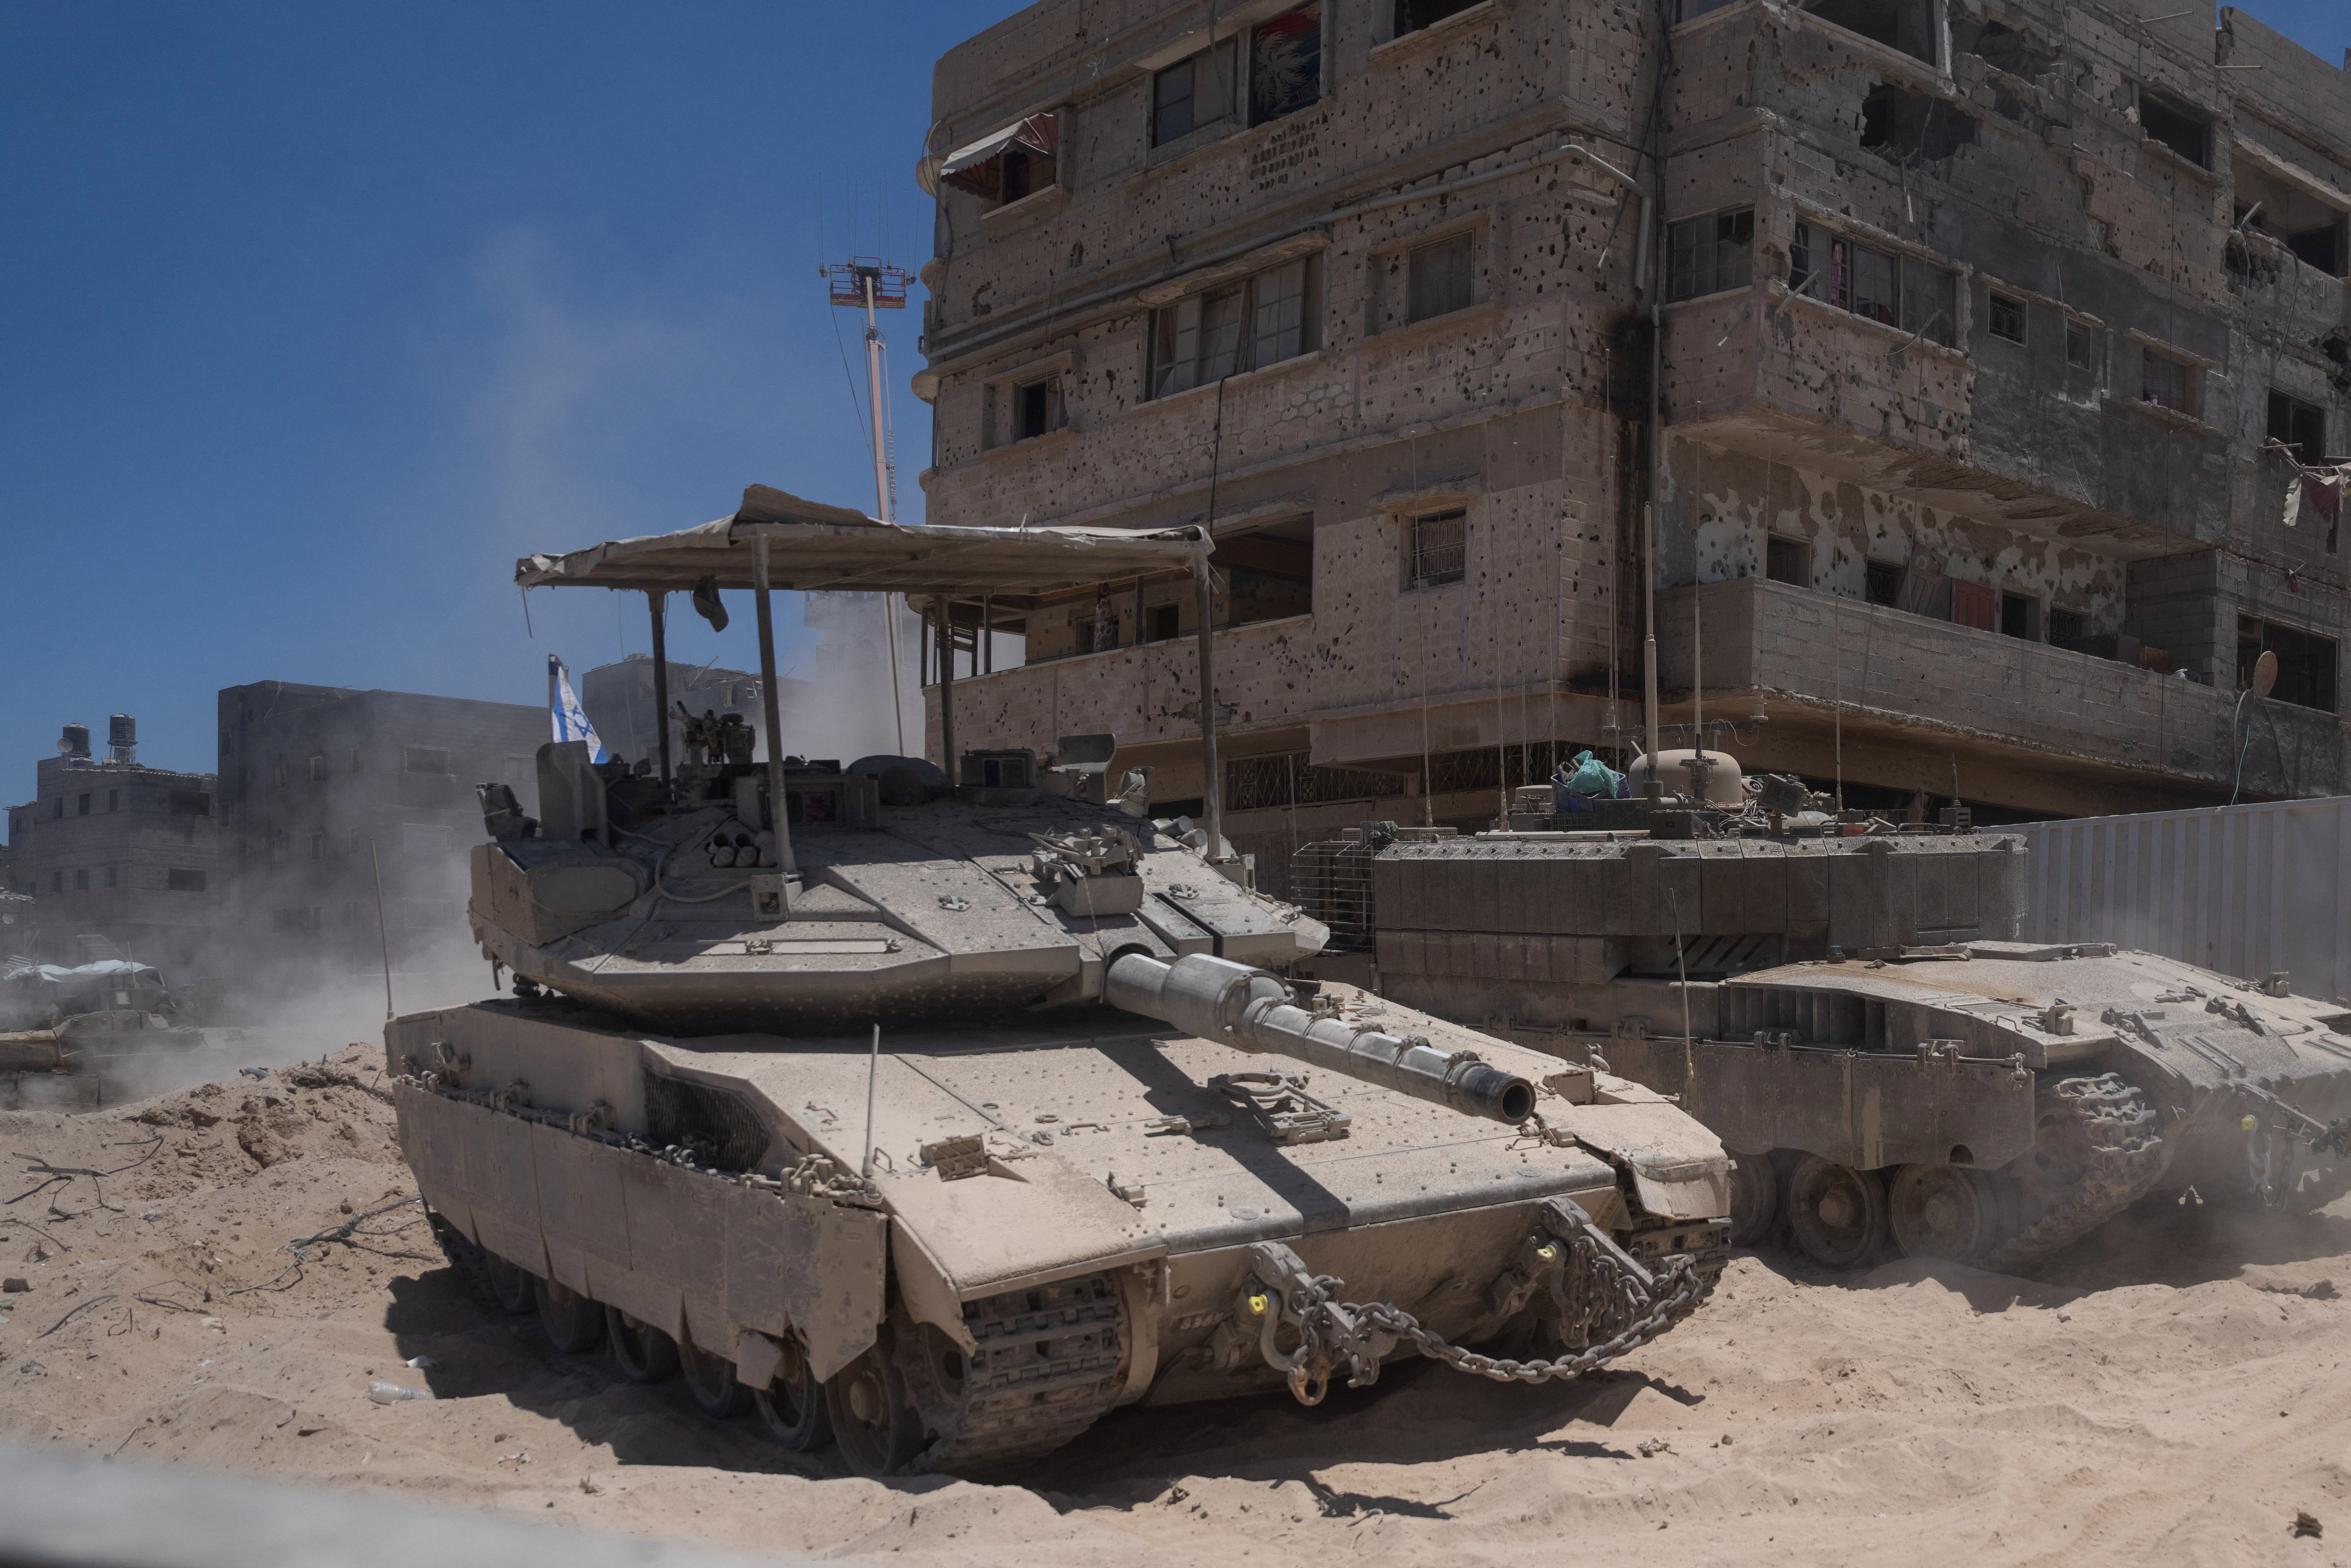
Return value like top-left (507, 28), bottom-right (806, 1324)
top-left (548, 655), bottom-right (607, 763)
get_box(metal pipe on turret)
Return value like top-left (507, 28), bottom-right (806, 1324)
top-left (1105, 953), bottom-right (1536, 1124)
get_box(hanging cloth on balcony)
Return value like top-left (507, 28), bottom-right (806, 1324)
top-left (2281, 464), bottom-right (2345, 554)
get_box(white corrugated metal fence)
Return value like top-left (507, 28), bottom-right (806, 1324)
top-left (2017, 796), bottom-right (2351, 1003)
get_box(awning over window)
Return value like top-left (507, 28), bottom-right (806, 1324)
top-left (936, 113), bottom-right (1059, 198)
top-left (515, 484), bottom-right (1206, 607)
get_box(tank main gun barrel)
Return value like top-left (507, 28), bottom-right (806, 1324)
top-left (1104, 953), bottom-right (1536, 1124)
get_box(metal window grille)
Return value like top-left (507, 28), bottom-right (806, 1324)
top-left (1408, 510), bottom-right (1467, 588)
top-left (1289, 838), bottom-right (1379, 953)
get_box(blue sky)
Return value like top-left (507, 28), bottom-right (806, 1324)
top-left (4, 1), bottom-right (2348, 786)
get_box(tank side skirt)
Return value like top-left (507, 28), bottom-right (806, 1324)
top-left (394, 1082), bottom-right (886, 1382)
top-left (1531, 1035), bottom-right (2037, 1170)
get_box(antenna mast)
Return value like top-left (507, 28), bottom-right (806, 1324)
top-left (821, 255), bottom-right (915, 753)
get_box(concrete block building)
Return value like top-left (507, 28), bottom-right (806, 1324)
top-left (3, 718), bottom-right (221, 975)
top-left (912, 0), bottom-right (2350, 891)
top-left (215, 683), bottom-right (546, 982)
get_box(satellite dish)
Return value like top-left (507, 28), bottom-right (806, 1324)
top-left (2252, 649), bottom-right (2279, 701)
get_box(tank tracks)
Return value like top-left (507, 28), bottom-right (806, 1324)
top-left (1983, 1072), bottom-right (2165, 1270)
top-left (910, 1274), bottom-right (1126, 1474)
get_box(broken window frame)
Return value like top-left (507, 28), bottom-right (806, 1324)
top-left (2238, 615), bottom-right (2337, 714)
top-left (1665, 208), bottom-right (1755, 303)
top-left (937, 113), bottom-right (1064, 209)
top-left (2140, 348), bottom-right (2194, 417)
top-left (1146, 255), bottom-right (1320, 399)
top-left (1011, 374), bottom-right (1067, 441)
top-left (1998, 590), bottom-right (2041, 641)
top-left (1986, 291), bottom-right (2027, 346)
top-left (2047, 606), bottom-right (2088, 651)
top-left (1787, 221), bottom-right (1957, 347)
top-left (1248, 4), bottom-right (1322, 128)
top-left (1405, 509), bottom-right (1468, 591)
top-left (2065, 321), bottom-right (2095, 372)
top-left (2135, 87), bottom-right (2210, 169)
top-left (2267, 390), bottom-right (2327, 468)
top-left (1764, 536), bottom-right (1810, 587)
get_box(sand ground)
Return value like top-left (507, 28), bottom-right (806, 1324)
top-left (3, 1045), bottom-right (2347, 1566)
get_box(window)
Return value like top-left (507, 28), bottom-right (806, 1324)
top-left (307, 755), bottom-right (325, 783)
top-left (1987, 293), bottom-right (2026, 345)
top-left (1803, 0), bottom-right (1939, 65)
top-left (49, 798), bottom-right (62, 819)
top-left (106, 789), bottom-right (118, 812)
top-left (2137, 89), bottom-right (2209, 168)
top-left (1249, 5), bottom-right (1320, 127)
top-left (1147, 258), bottom-right (1317, 397)
top-left (936, 113), bottom-right (1060, 207)
top-left (2048, 607), bottom-right (2087, 650)
top-left (1665, 209), bottom-right (1754, 302)
top-left (1406, 231), bottom-right (1475, 323)
top-left (1765, 537), bottom-right (1810, 586)
top-left (2141, 350), bottom-right (2193, 415)
top-left (1864, 560), bottom-right (1904, 607)
top-left (2239, 616), bottom-right (2336, 713)
top-left (1790, 223), bottom-right (1954, 345)
top-left (168, 790), bottom-right (209, 816)
top-left (2066, 323), bottom-right (2094, 371)
top-left (309, 832), bottom-right (327, 861)
top-left (1149, 603), bottom-right (1181, 641)
top-left (1999, 591), bottom-right (2040, 640)
top-left (1393, 0), bottom-right (1483, 34)
top-left (1153, 57), bottom-right (1197, 146)
top-left (270, 828), bottom-right (290, 862)
top-left (272, 758), bottom-right (288, 787)
top-left (1859, 83), bottom-right (1977, 162)
top-left (168, 869), bottom-right (206, 893)
top-left (1011, 375), bottom-right (1065, 440)
top-left (2269, 391), bottom-right (2326, 467)
top-left (349, 748), bottom-right (362, 775)
top-left (105, 866), bottom-right (117, 889)
top-left (49, 871), bottom-right (61, 893)
top-left (76, 793), bottom-right (90, 816)
top-left (74, 869), bottom-right (88, 891)
top-left (1407, 510), bottom-right (1467, 589)
top-left (403, 745), bottom-right (451, 775)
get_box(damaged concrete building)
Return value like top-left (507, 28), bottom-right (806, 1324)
top-left (215, 683), bottom-right (546, 983)
top-left (2, 718), bottom-right (221, 975)
top-left (913, 0), bottom-right (2350, 890)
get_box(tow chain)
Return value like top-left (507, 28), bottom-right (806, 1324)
top-left (1240, 1197), bottom-right (1712, 1405)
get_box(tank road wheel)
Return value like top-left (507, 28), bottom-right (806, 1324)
top-left (826, 1342), bottom-right (925, 1478)
top-left (1727, 1154), bottom-right (1781, 1248)
top-left (752, 1335), bottom-right (833, 1453)
top-left (1787, 1157), bottom-right (1888, 1269)
top-left (483, 1252), bottom-right (537, 1316)
top-left (606, 1307), bottom-right (679, 1383)
top-left (536, 1277), bottom-right (605, 1355)
top-left (1888, 1165), bottom-right (2004, 1261)
top-left (678, 1335), bottom-right (752, 1420)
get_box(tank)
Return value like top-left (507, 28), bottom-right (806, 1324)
top-left (388, 490), bottom-right (1734, 1478)
top-left (1293, 760), bottom-right (2351, 1271)
top-left (0, 957), bottom-right (209, 1111)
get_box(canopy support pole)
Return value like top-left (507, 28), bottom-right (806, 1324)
top-left (750, 536), bottom-right (798, 879)
top-left (647, 590), bottom-right (672, 787)
top-left (1194, 545), bottom-right (1221, 863)
top-left (937, 602), bottom-right (958, 777)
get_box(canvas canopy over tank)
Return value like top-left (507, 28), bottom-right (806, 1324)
top-left (513, 483), bottom-right (1232, 864)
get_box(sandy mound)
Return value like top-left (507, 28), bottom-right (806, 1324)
top-left (4, 1049), bottom-right (2349, 1566)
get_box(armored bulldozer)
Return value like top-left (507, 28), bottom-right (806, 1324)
top-left (387, 489), bottom-right (1734, 1478)
top-left (1293, 761), bottom-right (2351, 1271)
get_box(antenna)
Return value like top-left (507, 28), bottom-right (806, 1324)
top-left (821, 255), bottom-right (916, 755)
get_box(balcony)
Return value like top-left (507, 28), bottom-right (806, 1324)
top-left (1653, 578), bottom-right (2346, 809)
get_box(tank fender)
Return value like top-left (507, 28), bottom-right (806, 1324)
top-left (1628, 1157), bottom-right (1734, 1223)
top-left (890, 1223), bottom-right (976, 1355)
top-left (731, 1185), bottom-right (887, 1384)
